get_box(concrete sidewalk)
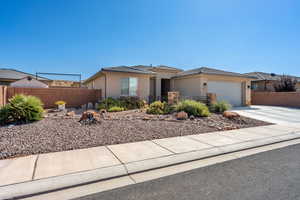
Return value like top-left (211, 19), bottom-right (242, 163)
top-left (1, 124), bottom-right (300, 199)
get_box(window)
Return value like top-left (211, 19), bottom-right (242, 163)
top-left (121, 77), bottom-right (138, 96)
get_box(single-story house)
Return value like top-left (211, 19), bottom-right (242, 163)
top-left (84, 65), bottom-right (254, 106)
top-left (245, 72), bottom-right (300, 92)
top-left (0, 68), bottom-right (81, 88)
top-left (0, 68), bottom-right (50, 86)
top-left (10, 76), bottom-right (49, 88)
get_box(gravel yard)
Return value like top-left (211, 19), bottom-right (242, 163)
top-left (0, 110), bottom-right (271, 160)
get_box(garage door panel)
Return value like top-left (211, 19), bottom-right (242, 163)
top-left (207, 81), bottom-right (242, 106)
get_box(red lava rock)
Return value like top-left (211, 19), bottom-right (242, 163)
top-left (176, 111), bottom-right (188, 120)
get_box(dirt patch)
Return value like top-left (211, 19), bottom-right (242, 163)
top-left (0, 109), bottom-right (271, 160)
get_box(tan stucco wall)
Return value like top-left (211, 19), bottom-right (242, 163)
top-left (173, 75), bottom-right (202, 97)
top-left (172, 74), bottom-right (252, 106)
top-left (85, 72), bottom-right (151, 100)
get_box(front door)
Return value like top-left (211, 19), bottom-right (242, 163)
top-left (161, 79), bottom-right (170, 101)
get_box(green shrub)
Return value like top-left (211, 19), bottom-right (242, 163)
top-left (176, 100), bottom-right (210, 117)
top-left (0, 104), bottom-right (11, 125)
top-left (146, 101), bottom-right (166, 115)
top-left (97, 97), bottom-right (146, 110)
top-left (119, 96), bottom-right (146, 110)
top-left (97, 97), bottom-right (121, 110)
top-left (163, 104), bottom-right (176, 114)
top-left (0, 94), bottom-right (44, 125)
top-left (108, 106), bottom-right (125, 112)
top-left (209, 101), bottom-right (231, 113)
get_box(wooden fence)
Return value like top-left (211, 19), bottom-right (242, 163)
top-left (0, 86), bottom-right (101, 108)
top-left (252, 91), bottom-right (300, 107)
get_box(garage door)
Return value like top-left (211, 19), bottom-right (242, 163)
top-left (207, 81), bottom-right (242, 106)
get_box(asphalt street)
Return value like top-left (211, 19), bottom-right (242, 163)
top-left (75, 144), bottom-right (300, 200)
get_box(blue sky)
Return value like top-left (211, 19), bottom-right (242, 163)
top-left (0, 0), bottom-right (299, 80)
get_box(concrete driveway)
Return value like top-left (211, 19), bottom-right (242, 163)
top-left (232, 105), bottom-right (300, 125)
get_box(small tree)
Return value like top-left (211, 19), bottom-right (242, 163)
top-left (273, 75), bottom-right (297, 92)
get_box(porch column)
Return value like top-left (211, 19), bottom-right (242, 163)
top-left (155, 78), bottom-right (161, 100)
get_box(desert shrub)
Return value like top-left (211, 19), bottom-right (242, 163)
top-left (119, 96), bottom-right (146, 110)
top-left (209, 101), bottom-right (232, 113)
top-left (163, 104), bottom-right (176, 114)
top-left (274, 75), bottom-right (297, 92)
top-left (146, 101), bottom-right (166, 115)
top-left (55, 100), bottom-right (66, 105)
top-left (0, 105), bottom-right (10, 125)
top-left (97, 97), bottom-right (146, 110)
top-left (176, 100), bottom-right (210, 117)
top-left (0, 94), bottom-right (44, 125)
top-left (97, 97), bottom-right (121, 110)
top-left (108, 106), bottom-right (125, 112)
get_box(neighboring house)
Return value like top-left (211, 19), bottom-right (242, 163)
top-left (84, 65), bottom-right (254, 106)
top-left (10, 76), bottom-right (49, 88)
top-left (0, 68), bottom-right (81, 88)
top-left (0, 68), bottom-right (50, 86)
top-left (245, 72), bottom-right (300, 92)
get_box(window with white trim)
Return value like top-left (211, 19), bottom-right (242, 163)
top-left (121, 77), bottom-right (138, 96)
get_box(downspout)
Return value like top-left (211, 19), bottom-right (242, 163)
top-left (104, 73), bottom-right (107, 99)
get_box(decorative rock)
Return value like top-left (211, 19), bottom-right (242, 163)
top-left (189, 115), bottom-right (195, 120)
top-left (223, 111), bottom-right (240, 119)
top-left (176, 111), bottom-right (188, 120)
top-left (79, 110), bottom-right (101, 124)
top-left (142, 116), bottom-right (151, 121)
top-left (66, 111), bottom-right (75, 117)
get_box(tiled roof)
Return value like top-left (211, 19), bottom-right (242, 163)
top-left (0, 68), bottom-right (50, 80)
top-left (174, 67), bottom-right (255, 78)
top-left (102, 66), bottom-right (156, 74)
top-left (245, 72), bottom-right (300, 82)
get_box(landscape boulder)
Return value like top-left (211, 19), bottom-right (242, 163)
top-left (176, 111), bottom-right (188, 120)
top-left (223, 111), bottom-right (240, 119)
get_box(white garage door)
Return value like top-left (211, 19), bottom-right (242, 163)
top-left (207, 81), bottom-right (242, 106)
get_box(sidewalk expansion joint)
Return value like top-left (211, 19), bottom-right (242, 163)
top-left (104, 146), bottom-right (135, 183)
top-left (150, 140), bottom-right (176, 154)
top-left (32, 154), bottom-right (39, 180)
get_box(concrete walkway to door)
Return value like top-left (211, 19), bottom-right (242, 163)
top-left (232, 105), bottom-right (300, 125)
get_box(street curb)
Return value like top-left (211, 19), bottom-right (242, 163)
top-left (1, 132), bottom-right (300, 200)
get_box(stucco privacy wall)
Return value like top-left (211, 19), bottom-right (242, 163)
top-left (252, 91), bottom-right (300, 107)
top-left (173, 74), bottom-right (252, 106)
top-left (87, 72), bottom-right (151, 100)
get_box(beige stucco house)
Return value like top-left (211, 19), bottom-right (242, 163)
top-left (84, 65), bottom-right (254, 106)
